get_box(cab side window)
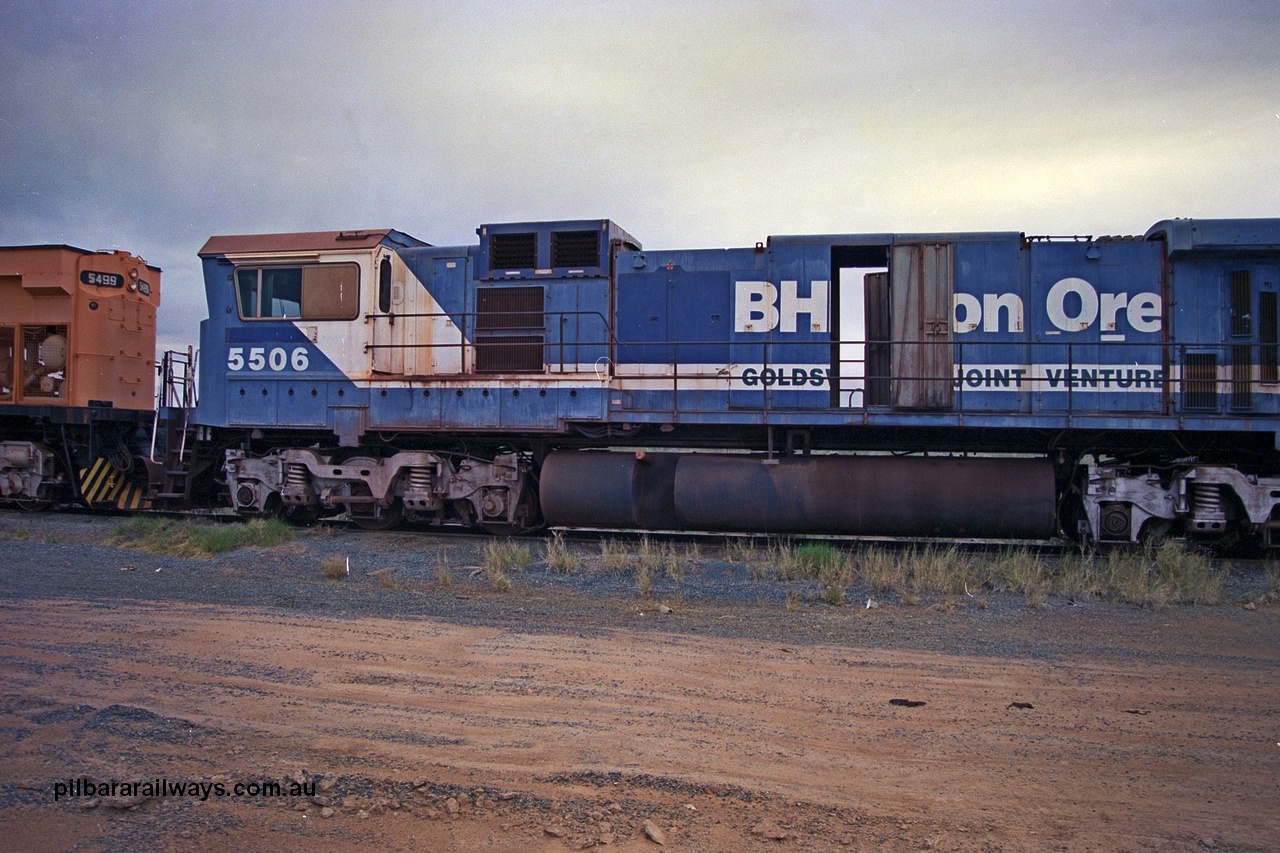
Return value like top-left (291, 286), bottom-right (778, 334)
top-left (235, 264), bottom-right (358, 320)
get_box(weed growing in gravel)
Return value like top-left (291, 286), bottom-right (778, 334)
top-left (989, 547), bottom-right (1051, 606)
top-left (763, 540), bottom-right (793, 579)
top-left (632, 536), bottom-right (684, 586)
top-left (484, 565), bottom-right (511, 592)
top-left (373, 569), bottom-right (407, 590)
top-left (788, 542), bottom-right (843, 580)
top-left (1265, 561), bottom-right (1280, 602)
top-left (844, 541), bottom-right (1222, 608)
top-left (1052, 551), bottom-right (1103, 600)
top-left (634, 540), bottom-right (656, 598)
top-left (1095, 541), bottom-right (1224, 606)
top-left (600, 539), bottom-right (631, 573)
top-left (666, 543), bottom-right (701, 582)
top-left (544, 533), bottom-right (579, 574)
top-left (480, 540), bottom-right (530, 592)
top-left (722, 537), bottom-right (757, 565)
top-left (319, 554), bottom-right (348, 579)
top-left (481, 539), bottom-right (532, 569)
top-left (434, 552), bottom-right (453, 588)
top-left (856, 547), bottom-right (899, 593)
top-left (636, 536), bottom-right (663, 577)
top-left (109, 516), bottom-right (294, 558)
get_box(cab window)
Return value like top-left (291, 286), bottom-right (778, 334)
top-left (235, 264), bottom-right (358, 320)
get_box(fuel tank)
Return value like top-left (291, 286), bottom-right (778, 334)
top-left (540, 451), bottom-right (1057, 538)
top-left (538, 450), bottom-right (681, 530)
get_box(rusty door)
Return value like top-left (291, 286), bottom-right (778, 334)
top-left (890, 243), bottom-right (954, 408)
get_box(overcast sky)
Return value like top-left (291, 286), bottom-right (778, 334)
top-left (2, 0), bottom-right (1278, 352)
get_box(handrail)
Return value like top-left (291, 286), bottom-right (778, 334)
top-left (347, 311), bottom-right (1276, 417)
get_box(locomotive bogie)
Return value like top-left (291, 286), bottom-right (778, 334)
top-left (0, 441), bottom-right (61, 504)
top-left (1082, 464), bottom-right (1280, 547)
top-left (224, 447), bottom-right (537, 533)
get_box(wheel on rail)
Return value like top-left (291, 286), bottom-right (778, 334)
top-left (351, 499), bottom-right (403, 531)
top-left (282, 505), bottom-right (319, 527)
top-left (479, 519), bottom-right (531, 536)
top-left (476, 485), bottom-right (541, 536)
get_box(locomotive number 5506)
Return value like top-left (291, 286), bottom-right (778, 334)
top-left (227, 346), bottom-right (310, 372)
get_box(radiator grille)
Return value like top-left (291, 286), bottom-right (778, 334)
top-left (551, 230), bottom-right (601, 268)
top-left (1232, 345), bottom-right (1254, 409)
top-left (475, 286), bottom-right (544, 373)
top-left (1182, 353), bottom-right (1218, 410)
top-left (489, 232), bottom-right (537, 271)
top-left (475, 335), bottom-right (544, 373)
top-left (1261, 291), bottom-right (1278, 383)
top-left (476, 286), bottom-right (544, 330)
top-left (1230, 270), bottom-right (1252, 336)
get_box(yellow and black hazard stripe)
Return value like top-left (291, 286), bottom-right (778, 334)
top-left (79, 458), bottom-right (149, 510)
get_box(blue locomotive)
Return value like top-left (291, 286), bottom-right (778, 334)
top-left (191, 217), bottom-right (1280, 548)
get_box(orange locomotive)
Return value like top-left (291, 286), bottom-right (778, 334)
top-left (0, 245), bottom-right (160, 508)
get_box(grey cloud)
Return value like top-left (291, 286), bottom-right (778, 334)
top-left (2, 0), bottom-right (1277, 352)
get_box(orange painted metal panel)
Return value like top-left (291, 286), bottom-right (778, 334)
top-left (0, 245), bottom-right (160, 410)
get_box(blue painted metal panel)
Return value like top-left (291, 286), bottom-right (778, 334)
top-left (398, 245), bottom-right (472, 322)
top-left (191, 218), bottom-right (1280, 447)
top-left (754, 244), bottom-right (833, 410)
top-left (951, 238), bottom-right (1027, 413)
top-left (1026, 239), bottom-right (1165, 415)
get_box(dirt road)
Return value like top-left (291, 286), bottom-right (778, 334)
top-left (1, 514), bottom-right (1278, 851)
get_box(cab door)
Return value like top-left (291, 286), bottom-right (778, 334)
top-left (370, 255), bottom-right (401, 374)
top-left (890, 243), bottom-right (954, 409)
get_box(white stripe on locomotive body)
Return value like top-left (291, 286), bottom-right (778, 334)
top-left (222, 248), bottom-right (379, 381)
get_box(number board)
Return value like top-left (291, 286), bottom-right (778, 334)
top-left (81, 270), bottom-right (124, 288)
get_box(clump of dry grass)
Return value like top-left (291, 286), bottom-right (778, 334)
top-left (843, 540), bottom-right (1222, 609)
top-left (434, 551), bottom-right (453, 588)
top-left (632, 536), bottom-right (684, 593)
top-left (985, 547), bottom-right (1051, 607)
top-left (319, 554), bottom-right (348, 580)
top-left (1265, 561), bottom-right (1280, 603)
top-left (545, 533), bottom-right (579, 574)
top-left (722, 538), bottom-right (757, 564)
top-left (600, 539), bottom-right (631, 573)
top-left (1095, 541), bottom-right (1223, 606)
top-left (369, 568), bottom-right (407, 590)
top-left (481, 540), bottom-right (531, 592)
top-left (635, 559), bottom-right (653, 598)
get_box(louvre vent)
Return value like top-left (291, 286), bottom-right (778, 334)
top-left (551, 230), bottom-right (601, 269)
top-left (1230, 270), bottom-right (1252, 336)
top-left (1232, 345), bottom-right (1254, 409)
top-left (475, 286), bottom-right (544, 373)
top-left (489, 233), bottom-right (537, 271)
top-left (475, 335), bottom-right (545, 373)
top-left (476, 286), bottom-right (544, 330)
top-left (1261, 291), bottom-right (1277, 383)
top-left (1182, 353), bottom-right (1218, 410)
